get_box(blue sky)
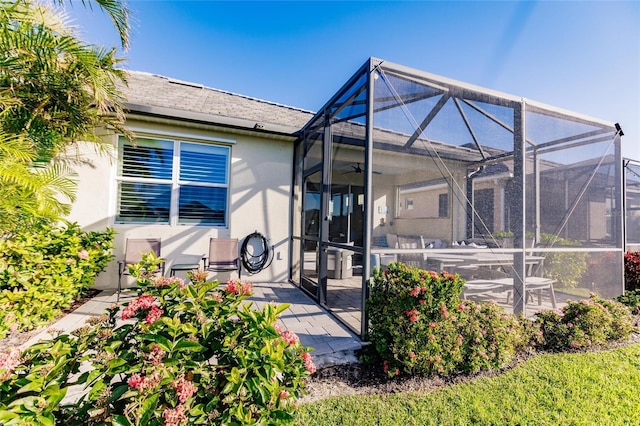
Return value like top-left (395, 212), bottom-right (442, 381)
top-left (68, 1), bottom-right (640, 160)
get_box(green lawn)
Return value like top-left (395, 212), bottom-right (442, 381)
top-left (297, 343), bottom-right (640, 425)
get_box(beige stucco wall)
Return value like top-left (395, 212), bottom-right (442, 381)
top-left (67, 119), bottom-right (294, 290)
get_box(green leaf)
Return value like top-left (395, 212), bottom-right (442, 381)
top-left (109, 384), bottom-right (130, 402)
top-left (138, 392), bottom-right (159, 425)
top-left (0, 410), bottom-right (18, 423)
top-left (36, 413), bottom-right (55, 426)
top-left (42, 384), bottom-right (67, 410)
top-left (16, 378), bottom-right (43, 394)
top-left (181, 322), bottom-right (198, 334)
top-left (111, 414), bottom-right (132, 426)
top-left (174, 339), bottom-right (206, 353)
top-left (137, 333), bottom-right (172, 351)
top-left (106, 357), bottom-right (127, 370)
top-left (274, 303), bottom-right (291, 316)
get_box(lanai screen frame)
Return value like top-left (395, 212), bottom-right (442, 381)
top-left (624, 158), bottom-right (640, 251)
top-left (292, 57), bottom-right (624, 338)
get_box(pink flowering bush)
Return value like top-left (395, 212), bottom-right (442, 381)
top-left (366, 262), bottom-right (465, 376)
top-left (0, 223), bottom-right (114, 337)
top-left (0, 252), bottom-right (314, 425)
top-left (624, 251), bottom-right (640, 291)
top-left (366, 262), bottom-right (536, 377)
top-left (535, 293), bottom-right (634, 351)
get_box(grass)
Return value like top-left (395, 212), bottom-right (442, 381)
top-left (555, 287), bottom-right (593, 298)
top-left (296, 343), bottom-right (640, 425)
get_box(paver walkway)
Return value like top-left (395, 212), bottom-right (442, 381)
top-left (22, 282), bottom-right (363, 368)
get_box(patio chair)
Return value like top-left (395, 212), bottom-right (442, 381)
top-left (397, 235), bottom-right (428, 269)
top-left (202, 238), bottom-right (241, 279)
top-left (117, 238), bottom-right (164, 301)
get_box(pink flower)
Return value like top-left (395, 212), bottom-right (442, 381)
top-left (429, 334), bottom-right (435, 341)
top-left (440, 304), bottom-right (450, 319)
top-left (279, 390), bottom-right (290, 400)
top-left (570, 341), bottom-right (580, 348)
top-left (154, 276), bottom-right (185, 288)
top-left (173, 375), bottom-right (197, 403)
top-left (418, 299), bottom-right (426, 305)
top-left (136, 295), bottom-right (157, 310)
top-left (162, 405), bottom-right (187, 426)
top-left (409, 286), bottom-right (421, 297)
top-left (280, 330), bottom-right (300, 346)
top-left (121, 295), bottom-right (159, 320)
top-left (240, 281), bottom-right (253, 295)
top-left (567, 322), bottom-right (573, 328)
top-left (301, 352), bottom-right (316, 374)
top-left (225, 279), bottom-right (239, 294)
top-left (383, 360), bottom-right (389, 373)
top-left (0, 348), bottom-right (22, 381)
top-left (146, 344), bottom-right (166, 366)
top-left (145, 306), bottom-right (164, 324)
top-left (121, 305), bottom-right (136, 321)
top-left (408, 351), bottom-right (416, 359)
top-left (405, 309), bottom-right (420, 322)
top-left (77, 250), bottom-right (89, 259)
top-left (144, 371), bottom-right (162, 389)
top-left (429, 322), bottom-right (437, 329)
top-left (128, 373), bottom-right (144, 389)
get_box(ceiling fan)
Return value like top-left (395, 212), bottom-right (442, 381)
top-left (342, 163), bottom-right (382, 175)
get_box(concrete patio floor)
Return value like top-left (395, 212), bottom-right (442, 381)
top-left (21, 282), bottom-right (363, 369)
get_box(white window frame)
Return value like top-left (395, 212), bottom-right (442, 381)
top-left (115, 135), bottom-right (231, 227)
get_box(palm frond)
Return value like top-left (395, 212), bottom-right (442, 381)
top-left (52, 0), bottom-right (130, 50)
top-left (0, 131), bottom-right (35, 162)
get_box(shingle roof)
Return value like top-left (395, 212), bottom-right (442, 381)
top-left (122, 71), bottom-right (314, 135)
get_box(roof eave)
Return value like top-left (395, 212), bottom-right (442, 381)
top-left (125, 102), bottom-right (302, 139)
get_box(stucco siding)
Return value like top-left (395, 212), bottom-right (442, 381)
top-left (68, 120), bottom-right (294, 290)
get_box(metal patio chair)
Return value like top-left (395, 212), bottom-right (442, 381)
top-left (117, 238), bottom-right (164, 301)
top-left (202, 237), bottom-right (241, 279)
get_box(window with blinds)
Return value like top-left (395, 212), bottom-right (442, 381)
top-left (116, 136), bottom-right (230, 226)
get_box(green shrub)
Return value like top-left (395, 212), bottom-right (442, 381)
top-left (366, 262), bottom-right (464, 375)
top-left (0, 252), bottom-right (314, 425)
top-left (0, 223), bottom-right (114, 337)
top-left (540, 233), bottom-right (588, 289)
top-left (455, 301), bottom-right (538, 373)
top-left (615, 289), bottom-right (640, 314)
top-left (536, 293), bottom-right (634, 351)
top-left (366, 262), bottom-right (533, 376)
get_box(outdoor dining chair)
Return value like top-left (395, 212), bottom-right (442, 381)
top-left (117, 238), bottom-right (164, 301)
top-left (202, 237), bottom-right (241, 279)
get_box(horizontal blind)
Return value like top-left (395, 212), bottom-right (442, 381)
top-left (116, 182), bottom-right (171, 223)
top-left (178, 186), bottom-right (227, 225)
top-left (180, 143), bottom-right (228, 184)
top-left (119, 137), bottom-right (173, 180)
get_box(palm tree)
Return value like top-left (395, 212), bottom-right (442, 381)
top-left (0, 0), bottom-right (130, 234)
top-left (59, 0), bottom-right (131, 51)
top-left (0, 132), bottom-right (77, 236)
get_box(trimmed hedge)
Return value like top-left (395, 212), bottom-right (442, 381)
top-left (0, 223), bottom-right (114, 337)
